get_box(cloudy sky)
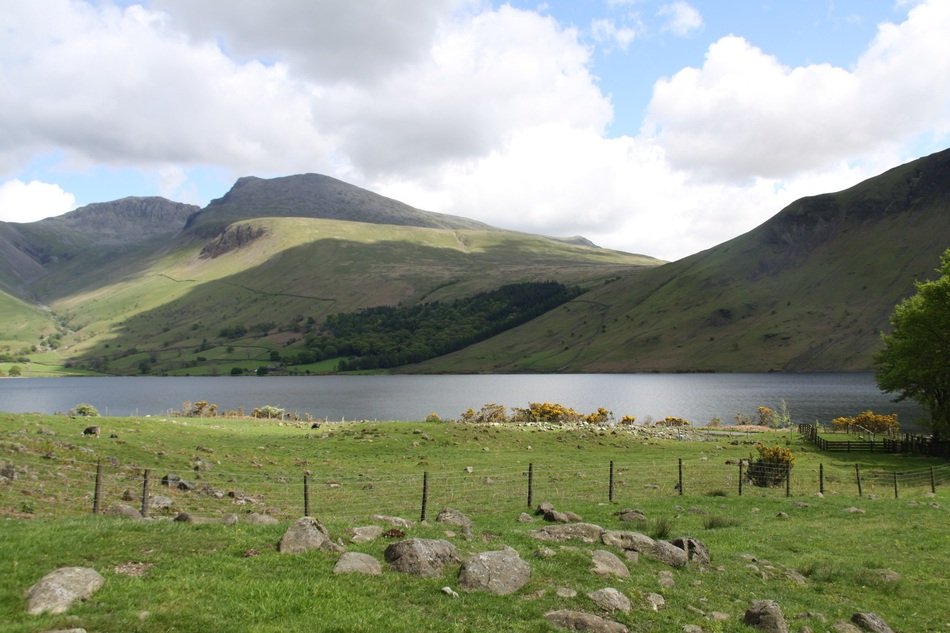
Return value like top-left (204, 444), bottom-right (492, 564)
top-left (2, 0), bottom-right (948, 261)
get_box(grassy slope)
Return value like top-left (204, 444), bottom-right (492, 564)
top-left (44, 218), bottom-right (657, 374)
top-left (0, 290), bottom-right (57, 352)
top-left (0, 413), bottom-right (947, 632)
top-left (415, 150), bottom-right (950, 373)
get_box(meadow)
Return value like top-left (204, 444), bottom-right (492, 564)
top-left (1, 411), bottom-right (947, 632)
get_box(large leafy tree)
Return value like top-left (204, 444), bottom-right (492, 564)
top-left (875, 248), bottom-right (950, 436)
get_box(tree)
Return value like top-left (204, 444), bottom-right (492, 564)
top-left (874, 248), bottom-right (950, 436)
top-left (8, 365), bottom-right (21, 377)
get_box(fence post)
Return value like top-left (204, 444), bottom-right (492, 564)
top-left (785, 463), bottom-right (791, 497)
top-left (931, 466), bottom-right (937, 494)
top-left (819, 463), bottom-right (824, 495)
top-left (92, 459), bottom-right (104, 515)
top-left (141, 468), bottom-right (150, 518)
top-left (420, 471), bottom-right (429, 522)
top-left (677, 458), bottom-right (683, 496)
top-left (527, 463), bottom-right (534, 508)
top-left (893, 472), bottom-right (899, 499)
top-left (304, 473), bottom-right (311, 517)
top-left (855, 464), bottom-right (863, 497)
top-left (738, 461), bottom-right (744, 496)
top-left (608, 460), bottom-right (615, 503)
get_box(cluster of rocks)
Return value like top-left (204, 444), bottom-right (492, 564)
top-left (20, 503), bottom-right (899, 633)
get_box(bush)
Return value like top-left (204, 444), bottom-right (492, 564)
top-left (459, 403), bottom-right (508, 424)
top-left (746, 443), bottom-right (794, 488)
top-left (585, 407), bottom-right (612, 425)
top-left (425, 412), bottom-right (442, 423)
top-left (252, 405), bottom-right (285, 419)
top-left (656, 416), bottom-right (690, 427)
top-left (511, 402), bottom-right (584, 424)
top-left (70, 403), bottom-right (100, 417)
top-left (8, 365), bottom-right (22, 377)
top-left (619, 415), bottom-right (637, 425)
top-left (830, 410), bottom-right (899, 434)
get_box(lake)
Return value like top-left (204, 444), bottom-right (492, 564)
top-left (0, 373), bottom-right (928, 430)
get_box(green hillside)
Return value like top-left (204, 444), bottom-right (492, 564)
top-left (414, 149), bottom-right (950, 372)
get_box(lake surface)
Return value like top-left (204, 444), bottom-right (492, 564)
top-left (0, 373), bottom-right (927, 430)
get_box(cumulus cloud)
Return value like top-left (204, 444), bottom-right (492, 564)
top-left (591, 18), bottom-right (638, 51)
top-left (658, 2), bottom-right (703, 37)
top-left (645, 0), bottom-right (950, 179)
top-left (0, 179), bottom-right (76, 223)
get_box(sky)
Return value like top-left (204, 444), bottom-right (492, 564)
top-left (1, 1), bottom-right (949, 261)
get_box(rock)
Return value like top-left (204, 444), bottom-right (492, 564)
top-left (649, 540), bottom-right (689, 568)
top-left (148, 495), bottom-right (173, 511)
top-left (587, 588), bottom-right (631, 614)
top-left (82, 426), bottom-right (100, 437)
top-left (173, 512), bottom-right (193, 523)
top-left (176, 479), bottom-right (196, 492)
top-left (844, 507), bottom-right (865, 514)
top-left (530, 523), bottom-right (605, 543)
top-left (26, 567), bottom-right (105, 615)
top-left (535, 501), bottom-right (556, 516)
top-left (534, 547), bottom-right (556, 559)
top-left (743, 600), bottom-right (789, 633)
top-left (873, 569), bottom-right (901, 583)
top-left (601, 530), bottom-right (655, 552)
top-left (616, 508), bottom-right (647, 522)
top-left (436, 508), bottom-right (474, 538)
top-left (245, 512), bottom-right (278, 525)
top-left (222, 513), bottom-right (239, 526)
top-left (348, 525), bottom-right (384, 543)
top-left (518, 512), bottom-right (534, 523)
top-left (850, 612), bottom-right (894, 633)
top-left (657, 570), bottom-right (675, 589)
top-left (833, 623), bottom-right (863, 633)
top-left (333, 552), bottom-right (382, 576)
top-left (669, 537), bottom-right (710, 565)
top-left (161, 473), bottom-right (181, 487)
top-left (458, 548), bottom-right (531, 595)
top-left (645, 592), bottom-right (665, 612)
top-left (544, 609), bottom-right (629, 633)
top-left (373, 514), bottom-right (414, 528)
top-left (591, 550), bottom-right (629, 579)
top-left (683, 625), bottom-right (703, 633)
top-left (556, 587), bottom-right (578, 598)
top-left (278, 517), bottom-right (338, 554)
top-left (0, 462), bottom-right (17, 480)
top-left (775, 512), bottom-right (789, 520)
top-left (105, 504), bottom-right (142, 519)
top-left (441, 586), bottom-right (459, 598)
top-left (384, 538), bottom-right (459, 577)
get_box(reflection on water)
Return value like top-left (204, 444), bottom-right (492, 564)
top-left (0, 373), bottom-right (927, 430)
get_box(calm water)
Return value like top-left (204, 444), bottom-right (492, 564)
top-left (0, 373), bottom-right (927, 429)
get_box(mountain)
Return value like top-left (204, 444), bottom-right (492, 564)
top-left (411, 148), bottom-right (950, 373)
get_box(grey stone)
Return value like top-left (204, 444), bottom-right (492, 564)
top-left (645, 592), bottom-right (665, 612)
top-left (348, 525), bottom-right (384, 543)
top-left (669, 537), bottom-right (710, 565)
top-left (682, 626), bottom-right (703, 633)
top-left (649, 540), bottom-right (689, 567)
top-left (657, 570), bottom-right (675, 588)
top-left (601, 530), bottom-right (655, 552)
top-left (850, 612), bottom-right (894, 633)
top-left (333, 552), bottom-right (381, 576)
top-left (587, 588), bottom-right (631, 614)
top-left (518, 512), bottom-right (534, 523)
top-left (591, 550), bottom-right (629, 579)
top-left (26, 567), bottom-right (105, 615)
top-left (743, 600), bottom-right (789, 633)
top-left (556, 587), bottom-right (578, 598)
top-left (148, 495), bottom-right (173, 510)
top-left (222, 513), bottom-right (239, 526)
top-left (530, 522), bottom-right (605, 543)
top-left (372, 514), bottom-right (414, 528)
top-left (833, 623), bottom-right (862, 633)
top-left (160, 473), bottom-right (181, 487)
top-left (278, 517), bottom-right (337, 554)
top-left (105, 504), bottom-right (142, 519)
top-left (384, 538), bottom-right (459, 577)
top-left (616, 508), bottom-right (647, 522)
top-left (245, 512), bottom-right (278, 525)
top-left (436, 508), bottom-right (474, 537)
top-left (458, 548), bottom-right (531, 595)
top-left (544, 609), bottom-right (629, 633)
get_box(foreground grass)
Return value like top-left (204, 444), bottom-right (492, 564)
top-left (1, 414), bottom-right (948, 632)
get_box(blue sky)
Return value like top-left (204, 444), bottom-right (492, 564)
top-left (1, 1), bottom-right (948, 260)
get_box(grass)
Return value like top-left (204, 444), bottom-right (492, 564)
top-left (1, 414), bottom-right (948, 632)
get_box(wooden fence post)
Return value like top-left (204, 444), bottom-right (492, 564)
top-left (855, 464), bottom-right (863, 497)
top-left (677, 458), bottom-right (683, 496)
top-left (304, 473), bottom-right (311, 517)
top-left (819, 463), bottom-right (824, 495)
top-left (785, 463), bottom-right (791, 497)
top-left (92, 459), bottom-right (103, 515)
top-left (738, 461), bottom-right (744, 496)
top-left (527, 463), bottom-right (534, 508)
top-left (893, 472), bottom-right (899, 499)
top-left (141, 468), bottom-right (150, 518)
top-left (608, 460), bottom-right (615, 503)
top-left (420, 471), bottom-right (429, 522)
top-left (931, 466), bottom-right (937, 494)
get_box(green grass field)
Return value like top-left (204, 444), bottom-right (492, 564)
top-left (1, 413), bottom-right (947, 632)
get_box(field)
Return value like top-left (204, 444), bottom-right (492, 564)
top-left (1, 412), bottom-right (948, 632)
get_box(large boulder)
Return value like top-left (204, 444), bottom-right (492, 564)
top-left (384, 538), bottom-right (459, 577)
top-left (587, 588), bottom-right (632, 614)
top-left (333, 552), bottom-right (382, 576)
top-left (669, 537), bottom-right (710, 564)
top-left (600, 531), bottom-right (687, 567)
top-left (530, 523), bottom-right (605, 543)
top-left (278, 517), bottom-right (339, 554)
top-left (850, 612), bottom-right (895, 633)
top-left (743, 600), bottom-right (789, 633)
top-left (591, 550), bottom-right (629, 579)
top-left (458, 548), bottom-right (530, 595)
top-left (544, 609), bottom-right (629, 633)
top-left (26, 567), bottom-right (105, 615)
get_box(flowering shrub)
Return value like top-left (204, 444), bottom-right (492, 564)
top-left (585, 407), bottom-right (613, 425)
top-left (657, 416), bottom-right (690, 427)
top-left (511, 402), bottom-right (584, 424)
top-left (619, 415), bottom-right (637, 425)
top-left (252, 405), bottom-right (285, 419)
top-left (746, 443), bottom-right (794, 487)
top-left (459, 403), bottom-right (508, 424)
top-left (830, 410), bottom-right (899, 434)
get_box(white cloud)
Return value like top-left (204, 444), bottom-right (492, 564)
top-left (591, 18), bottom-right (638, 51)
top-left (0, 179), bottom-right (76, 223)
top-left (645, 0), bottom-right (950, 180)
top-left (658, 2), bottom-right (703, 37)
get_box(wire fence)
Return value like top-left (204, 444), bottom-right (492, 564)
top-left (3, 452), bottom-right (947, 523)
